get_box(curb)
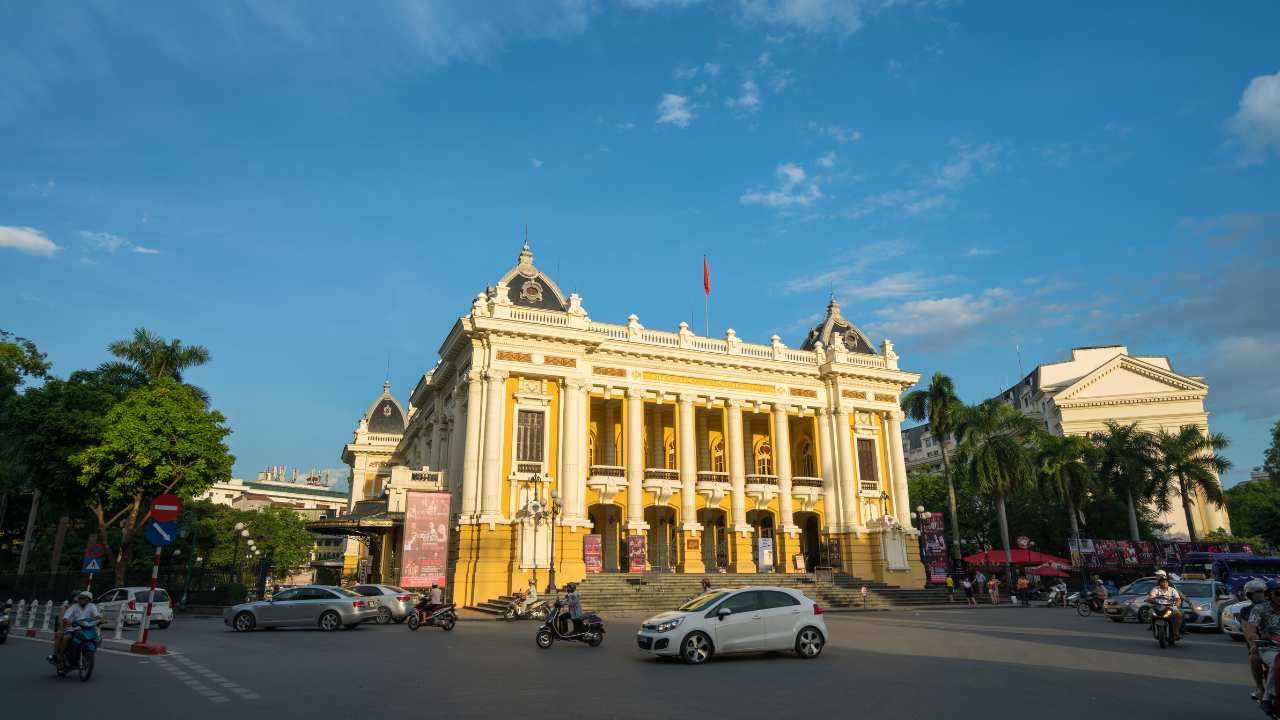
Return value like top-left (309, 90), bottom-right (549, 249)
top-left (129, 642), bottom-right (168, 655)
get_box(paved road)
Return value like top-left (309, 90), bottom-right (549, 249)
top-left (0, 608), bottom-right (1258, 719)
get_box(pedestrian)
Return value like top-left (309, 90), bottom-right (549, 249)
top-left (962, 576), bottom-right (976, 607)
top-left (860, 585), bottom-right (869, 608)
top-left (945, 574), bottom-right (955, 603)
top-left (701, 576), bottom-right (711, 594)
top-left (988, 576), bottom-right (1000, 605)
top-left (974, 569), bottom-right (986, 587)
top-left (1016, 574), bottom-right (1029, 606)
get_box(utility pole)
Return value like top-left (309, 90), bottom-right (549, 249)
top-left (17, 488), bottom-right (41, 576)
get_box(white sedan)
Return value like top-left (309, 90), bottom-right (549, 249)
top-left (636, 586), bottom-right (828, 665)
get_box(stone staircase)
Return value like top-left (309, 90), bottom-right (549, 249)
top-left (468, 572), bottom-right (962, 616)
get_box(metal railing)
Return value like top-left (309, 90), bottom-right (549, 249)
top-left (792, 476), bottom-right (824, 488)
top-left (695, 471), bottom-right (729, 483)
top-left (745, 474), bottom-right (778, 486)
top-left (588, 465), bottom-right (626, 478)
top-left (643, 468), bottom-right (679, 481)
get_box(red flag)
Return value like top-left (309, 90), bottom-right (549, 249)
top-left (702, 255), bottom-right (711, 295)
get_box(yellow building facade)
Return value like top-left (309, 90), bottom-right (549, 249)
top-left (342, 245), bottom-right (927, 606)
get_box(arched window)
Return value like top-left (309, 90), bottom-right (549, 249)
top-left (755, 440), bottom-right (774, 475)
top-left (665, 436), bottom-right (677, 469)
top-left (796, 438), bottom-right (815, 476)
top-left (587, 431), bottom-right (596, 467)
top-left (711, 438), bottom-right (725, 473)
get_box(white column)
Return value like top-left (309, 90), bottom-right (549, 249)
top-left (480, 369), bottom-right (508, 522)
top-left (576, 385), bottom-right (590, 520)
top-left (561, 379), bottom-right (585, 523)
top-left (648, 401), bottom-right (662, 467)
top-left (773, 404), bottom-right (796, 532)
top-left (727, 399), bottom-right (749, 531)
top-left (678, 394), bottom-right (698, 530)
top-left (625, 388), bottom-right (647, 530)
top-left (696, 410), bottom-right (709, 471)
top-left (817, 409), bottom-right (839, 530)
top-left (460, 371), bottom-right (484, 520)
top-left (603, 400), bottom-right (616, 465)
top-left (835, 407), bottom-right (858, 530)
top-left (886, 411), bottom-right (912, 526)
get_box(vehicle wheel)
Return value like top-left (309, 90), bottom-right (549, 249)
top-left (536, 630), bottom-right (554, 649)
top-left (158, 620), bottom-right (171, 629)
top-left (795, 627), bottom-right (825, 659)
top-left (376, 607), bottom-right (393, 625)
top-left (680, 631), bottom-right (713, 665)
top-left (1156, 625), bottom-right (1167, 649)
top-left (407, 613), bottom-right (421, 631)
top-left (588, 632), bottom-right (603, 647)
top-left (0, 627), bottom-right (7, 644)
top-left (1137, 607), bottom-right (1152, 624)
top-left (1108, 616), bottom-right (1124, 623)
top-left (318, 611), bottom-right (342, 632)
top-left (1076, 602), bottom-right (1092, 618)
top-left (78, 650), bottom-right (95, 682)
top-left (233, 611), bottom-right (256, 632)
top-left (441, 613), bottom-right (456, 631)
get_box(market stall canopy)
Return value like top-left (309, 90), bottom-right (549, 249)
top-left (1026, 563), bottom-right (1071, 577)
top-left (963, 548), bottom-right (1072, 567)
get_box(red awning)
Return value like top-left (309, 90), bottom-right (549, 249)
top-left (1026, 563), bottom-right (1071, 577)
top-left (962, 548), bottom-right (1072, 567)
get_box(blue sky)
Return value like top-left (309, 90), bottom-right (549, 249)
top-left (2, 1), bottom-right (1278, 489)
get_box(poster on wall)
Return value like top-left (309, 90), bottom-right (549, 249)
top-left (757, 537), bottom-right (774, 572)
top-left (922, 513), bottom-right (948, 583)
top-left (400, 491), bottom-right (451, 588)
top-left (627, 535), bottom-right (647, 573)
top-left (583, 534), bottom-right (603, 573)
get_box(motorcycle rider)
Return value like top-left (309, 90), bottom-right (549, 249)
top-left (564, 582), bottom-right (584, 635)
top-left (1091, 577), bottom-right (1109, 611)
top-left (48, 590), bottom-right (100, 666)
top-left (1048, 579), bottom-right (1068, 607)
top-left (1242, 579), bottom-right (1271, 701)
top-left (518, 578), bottom-right (538, 615)
top-left (1146, 573), bottom-right (1184, 642)
top-left (1251, 580), bottom-right (1280, 715)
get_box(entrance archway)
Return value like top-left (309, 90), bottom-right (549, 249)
top-left (644, 506), bottom-right (679, 572)
top-left (588, 504), bottom-right (622, 572)
top-left (697, 508), bottom-right (728, 571)
top-left (746, 509), bottom-right (776, 573)
top-left (794, 511), bottom-right (822, 572)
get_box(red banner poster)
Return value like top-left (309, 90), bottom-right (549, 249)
top-left (584, 534), bottom-right (603, 573)
top-left (401, 491), bottom-right (451, 588)
top-left (628, 535), bottom-right (647, 573)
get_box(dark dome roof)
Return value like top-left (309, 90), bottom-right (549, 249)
top-left (364, 381), bottom-right (406, 435)
top-left (496, 242), bottom-right (569, 311)
top-left (798, 297), bottom-right (878, 355)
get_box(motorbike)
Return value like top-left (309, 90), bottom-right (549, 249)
top-left (406, 601), bottom-right (457, 632)
top-left (1148, 597), bottom-right (1181, 648)
top-left (0, 601), bottom-right (10, 644)
top-left (1262, 646), bottom-right (1279, 719)
top-left (535, 599), bottom-right (604, 649)
top-left (50, 618), bottom-right (99, 681)
top-left (502, 595), bottom-right (551, 622)
top-left (1045, 585), bottom-right (1069, 607)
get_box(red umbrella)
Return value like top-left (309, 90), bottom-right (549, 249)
top-left (1026, 563), bottom-right (1071, 577)
top-left (962, 548), bottom-right (1072, 567)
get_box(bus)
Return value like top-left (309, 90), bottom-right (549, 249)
top-left (1179, 552), bottom-right (1280, 595)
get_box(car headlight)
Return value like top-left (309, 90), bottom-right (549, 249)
top-left (653, 617), bottom-right (684, 633)
top-left (1222, 609), bottom-right (1234, 622)
top-left (1194, 604), bottom-right (1208, 612)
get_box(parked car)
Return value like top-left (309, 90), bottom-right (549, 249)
top-left (635, 586), bottom-right (827, 665)
top-left (351, 584), bottom-right (416, 624)
top-left (1103, 578), bottom-right (1162, 623)
top-left (95, 587), bottom-right (174, 629)
top-left (224, 584), bottom-right (377, 632)
top-left (1174, 580), bottom-right (1234, 631)
top-left (1220, 599), bottom-right (1253, 640)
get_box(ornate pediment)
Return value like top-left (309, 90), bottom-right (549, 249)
top-left (1054, 355), bottom-right (1206, 405)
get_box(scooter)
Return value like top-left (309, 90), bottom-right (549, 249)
top-left (407, 601), bottom-right (457, 631)
top-left (502, 595), bottom-right (551, 622)
top-left (534, 600), bottom-right (604, 649)
top-left (1148, 597), bottom-right (1181, 648)
top-left (50, 618), bottom-right (99, 681)
top-left (0, 601), bottom-right (10, 644)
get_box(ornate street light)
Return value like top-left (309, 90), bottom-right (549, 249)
top-left (910, 506), bottom-right (931, 589)
top-left (546, 490), bottom-right (562, 594)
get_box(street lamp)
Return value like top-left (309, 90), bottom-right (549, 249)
top-left (519, 474), bottom-right (546, 589)
top-left (910, 506), bottom-right (931, 587)
top-left (546, 490), bottom-right (562, 594)
top-left (232, 522), bottom-right (247, 583)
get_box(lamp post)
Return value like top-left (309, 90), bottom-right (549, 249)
top-left (232, 522), bottom-right (246, 582)
top-left (910, 506), bottom-right (931, 588)
top-left (520, 475), bottom-right (544, 589)
top-left (546, 490), bottom-right (562, 594)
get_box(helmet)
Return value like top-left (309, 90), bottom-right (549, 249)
top-left (76, 590), bottom-right (92, 600)
top-left (1154, 569), bottom-right (1168, 578)
top-left (1244, 579), bottom-right (1269, 595)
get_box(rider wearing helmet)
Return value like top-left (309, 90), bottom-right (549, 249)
top-left (48, 590), bottom-right (100, 666)
top-left (1252, 580), bottom-right (1280, 715)
top-left (1146, 573), bottom-right (1184, 642)
top-left (1243, 579), bottom-right (1272, 701)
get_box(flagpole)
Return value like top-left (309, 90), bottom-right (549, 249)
top-left (704, 293), bottom-right (709, 338)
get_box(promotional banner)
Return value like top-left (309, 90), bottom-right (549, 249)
top-left (401, 491), bottom-right (451, 588)
top-left (1073, 538), bottom-right (1260, 570)
top-left (757, 537), bottom-right (774, 572)
top-left (583, 534), bottom-right (603, 573)
top-left (627, 535), bottom-right (647, 573)
top-left (922, 513), bottom-right (948, 584)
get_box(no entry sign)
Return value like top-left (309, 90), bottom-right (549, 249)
top-left (150, 494), bottom-right (182, 523)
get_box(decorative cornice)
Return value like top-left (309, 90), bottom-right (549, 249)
top-left (592, 365), bottom-right (628, 378)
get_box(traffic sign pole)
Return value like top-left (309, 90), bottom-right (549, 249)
top-left (131, 494), bottom-right (181, 655)
top-left (137, 545), bottom-right (161, 647)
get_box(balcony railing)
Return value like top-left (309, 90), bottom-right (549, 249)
top-left (745, 474), bottom-right (778, 486)
top-left (860, 480), bottom-right (881, 493)
top-left (643, 468), bottom-right (679, 482)
top-left (515, 461), bottom-right (545, 476)
top-left (589, 465), bottom-right (626, 478)
top-left (411, 470), bottom-right (443, 483)
top-left (792, 476), bottom-right (824, 488)
top-left (696, 471), bottom-right (729, 484)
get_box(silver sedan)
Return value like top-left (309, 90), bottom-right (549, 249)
top-left (224, 585), bottom-right (377, 631)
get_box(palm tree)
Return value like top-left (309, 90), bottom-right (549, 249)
top-left (1151, 426), bottom-right (1231, 543)
top-left (902, 372), bottom-right (964, 569)
top-left (104, 327), bottom-right (210, 383)
top-left (954, 400), bottom-right (1039, 590)
top-left (1091, 422), bottom-right (1158, 542)
top-left (1036, 433), bottom-right (1097, 540)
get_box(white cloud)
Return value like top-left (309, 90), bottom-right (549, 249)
top-left (1227, 70), bottom-right (1280, 166)
top-left (530, 158), bottom-right (544, 168)
top-left (930, 142), bottom-right (1000, 190)
top-left (738, 0), bottom-right (867, 35)
top-left (725, 78), bottom-right (761, 112)
top-left (657, 94), bottom-right (694, 127)
top-left (0, 225), bottom-right (59, 256)
top-left (675, 65), bottom-right (699, 80)
top-left (623, 0), bottom-right (704, 7)
top-left (966, 247), bottom-right (999, 257)
top-left (844, 271), bottom-right (930, 299)
top-left (740, 162), bottom-right (822, 208)
top-left (703, 62), bottom-right (721, 77)
top-left (817, 151), bottom-right (836, 168)
top-left (780, 239), bottom-right (910, 294)
top-left (813, 124), bottom-right (861, 144)
top-left (616, 121), bottom-right (637, 131)
top-left (871, 288), bottom-right (1013, 341)
top-left (80, 230), bottom-right (160, 255)
top-left (887, 58), bottom-right (903, 76)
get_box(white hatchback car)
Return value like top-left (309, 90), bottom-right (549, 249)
top-left (95, 587), bottom-right (174, 628)
top-left (636, 586), bottom-right (827, 665)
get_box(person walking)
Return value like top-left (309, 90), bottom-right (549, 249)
top-left (701, 576), bottom-right (711, 594)
top-left (945, 574), bottom-right (955, 603)
top-left (1016, 574), bottom-right (1029, 606)
top-left (988, 576), bottom-right (1001, 605)
top-left (860, 585), bottom-right (870, 608)
top-left (962, 576), bottom-right (977, 607)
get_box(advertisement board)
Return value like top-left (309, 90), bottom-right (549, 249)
top-left (757, 537), bottom-right (774, 572)
top-left (627, 535), bottom-right (647, 573)
top-left (400, 491), bottom-right (451, 588)
top-left (922, 513), bottom-right (948, 583)
top-left (583, 534), bottom-right (603, 573)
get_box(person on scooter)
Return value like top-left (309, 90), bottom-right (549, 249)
top-left (48, 590), bottom-right (100, 667)
top-left (1146, 574), bottom-right (1184, 642)
top-left (1252, 581), bottom-right (1280, 715)
top-left (1242, 579), bottom-right (1271, 701)
top-left (520, 578), bottom-right (538, 614)
top-left (564, 582), bottom-right (584, 634)
top-left (1091, 577), bottom-right (1108, 611)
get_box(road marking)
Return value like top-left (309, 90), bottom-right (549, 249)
top-left (153, 657), bottom-right (230, 703)
top-left (168, 653), bottom-right (262, 701)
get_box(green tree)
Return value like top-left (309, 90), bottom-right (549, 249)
top-left (71, 380), bottom-right (234, 584)
top-left (1263, 419), bottom-right (1280, 484)
top-left (955, 400), bottom-right (1039, 587)
top-left (103, 327), bottom-right (211, 384)
top-left (1091, 422), bottom-right (1159, 541)
top-left (901, 372), bottom-right (964, 568)
top-left (1151, 426), bottom-right (1230, 544)
top-left (1036, 433), bottom-right (1097, 540)
top-left (1222, 477), bottom-right (1280, 548)
top-left (0, 330), bottom-right (51, 572)
top-left (0, 330), bottom-right (50, 400)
